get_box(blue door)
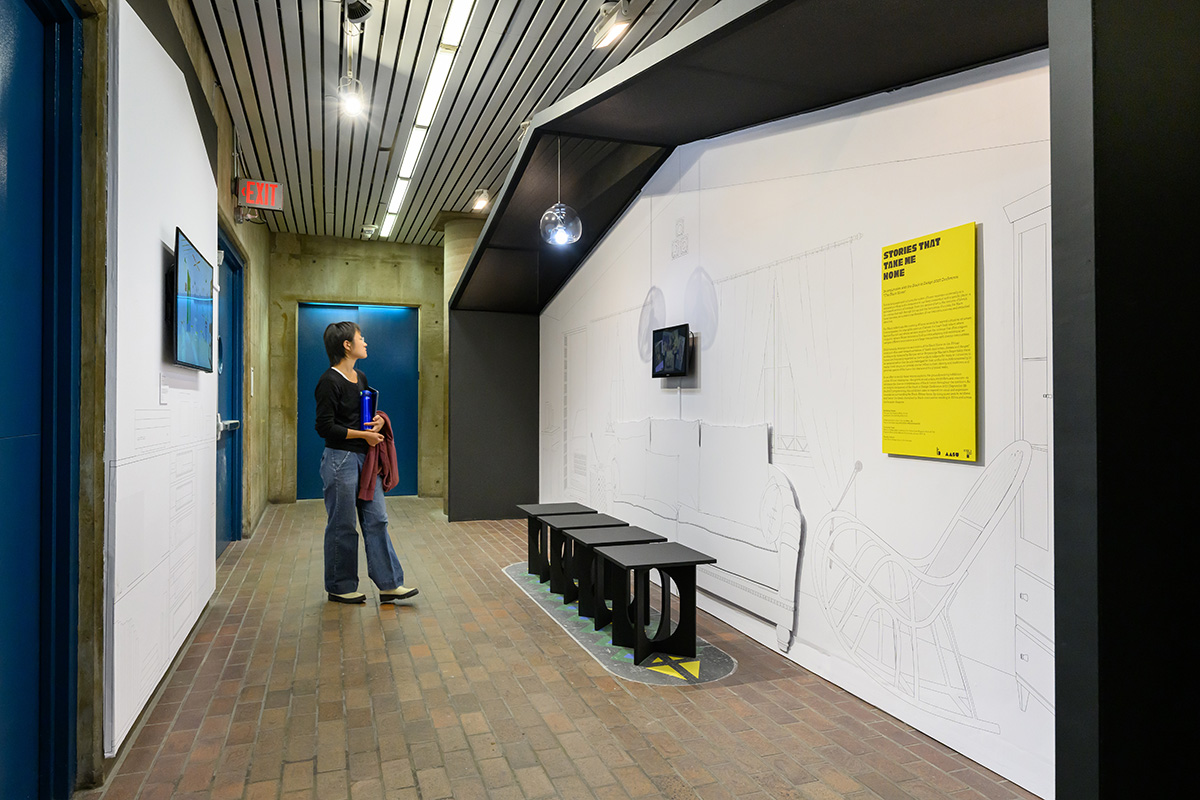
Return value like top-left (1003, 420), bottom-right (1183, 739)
top-left (296, 304), bottom-right (419, 500)
top-left (215, 238), bottom-right (243, 556)
top-left (0, 0), bottom-right (45, 795)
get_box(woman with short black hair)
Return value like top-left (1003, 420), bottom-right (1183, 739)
top-left (314, 321), bottom-right (417, 604)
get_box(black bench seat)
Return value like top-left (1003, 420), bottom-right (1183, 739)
top-left (594, 542), bottom-right (716, 666)
top-left (539, 513), bottom-right (627, 591)
top-left (516, 503), bottom-right (594, 580)
top-left (561, 526), bottom-right (667, 616)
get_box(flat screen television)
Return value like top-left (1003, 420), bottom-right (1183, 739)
top-left (652, 323), bottom-right (690, 378)
top-left (170, 227), bottom-right (214, 372)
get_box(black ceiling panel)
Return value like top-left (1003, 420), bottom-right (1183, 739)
top-left (451, 0), bottom-right (1049, 313)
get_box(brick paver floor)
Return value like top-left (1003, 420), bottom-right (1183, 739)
top-left (76, 497), bottom-right (1042, 800)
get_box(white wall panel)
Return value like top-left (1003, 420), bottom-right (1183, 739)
top-left (540, 52), bottom-right (1054, 798)
top-left (105, 0), bottom-right (219, 754)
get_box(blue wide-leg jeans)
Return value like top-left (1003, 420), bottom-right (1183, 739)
top-left (320, 447), bottom-right (405, 594)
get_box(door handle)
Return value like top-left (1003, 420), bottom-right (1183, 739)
top-left (217, 413), bottom-right (242, 434)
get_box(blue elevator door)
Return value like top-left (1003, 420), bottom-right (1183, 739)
top-left (0, 0), bottom-right (45, 796)
top-left (296, 304), bottom-right (419, 500)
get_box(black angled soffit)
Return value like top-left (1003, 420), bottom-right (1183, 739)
top-left (450, 0), bottom-right (1048, 315)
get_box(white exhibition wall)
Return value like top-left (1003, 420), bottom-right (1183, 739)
top-left (105, 0), bottom-right (219, 754)
top-left (540, 52), bottom-right (1055, 797)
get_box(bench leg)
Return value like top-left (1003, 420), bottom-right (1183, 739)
top-left (593, 556), bottom-right (615, 632)
top-left (632, 565), bottom-right (699, 665)
top-left (611, 566), bottom-right (637, 648)
top-left (663, 565), bottom-right (699, 659)
top-left (634, 567), bottom-right (653, 664)
top-left (549, 527), bottom-right (568, 594)
top-left (576, 547), bottom-right (596, 617)
top-left (561, 538), bottom-right (579, 605)
top-left (538, 528), bottom-right (551, 584)
top-left (526, 518), bottom-right (543, 577)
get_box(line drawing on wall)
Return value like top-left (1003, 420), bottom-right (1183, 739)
top-left (556, 236), bottom-right (864, 652)
top-left (812, 439), bottom-right (1032, 732)
top-left (539, 56), bottom-right (1057, 797)
top-left (563, 327), bottom-right (588, 501)
top-left (1005, 185), bottom-right (1055, 715)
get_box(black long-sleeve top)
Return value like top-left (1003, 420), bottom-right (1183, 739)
top-left (314, 368), bottom-right (370, 454)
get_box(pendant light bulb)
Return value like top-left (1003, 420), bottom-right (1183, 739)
top-left (541, 137), bottom-right (582, 245)
top-left (541, 203), bottom-right (582, 246)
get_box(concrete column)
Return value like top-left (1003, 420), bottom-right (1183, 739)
top-left (440, 215), bottom-right (485, 513)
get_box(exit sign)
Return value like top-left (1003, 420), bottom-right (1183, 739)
top-left (237, 178), bottom-right (283, 211)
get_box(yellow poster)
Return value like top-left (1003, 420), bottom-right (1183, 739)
top-left (881, 222), bottom-right (977, 461)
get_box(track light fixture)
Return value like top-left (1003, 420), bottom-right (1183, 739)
top-left (593, 0), bottom-right (632, 49)
top-left (540, 137), bottom-right (582, 246)
top-left (338, 8), bottom-right (366, 117)
top-left (344, 0), bottom-right (373, 24)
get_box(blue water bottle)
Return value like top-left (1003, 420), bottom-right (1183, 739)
top-left (360, 389), bottom-right (378, 430)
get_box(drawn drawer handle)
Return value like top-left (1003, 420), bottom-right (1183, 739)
top-left (1020, 653), bottom-right (1030, 662)
top-left (1019, 592), bottom-right (1029, 601)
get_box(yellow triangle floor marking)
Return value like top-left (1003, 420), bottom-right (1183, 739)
top-left (680, 661), bottom-right (700, 678)
top-left (647, 664), bottom-right (683, 678)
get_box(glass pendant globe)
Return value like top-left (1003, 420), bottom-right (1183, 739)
top-left (540, 202), bottom-right (582, 245)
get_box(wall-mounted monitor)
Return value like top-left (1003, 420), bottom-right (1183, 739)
top-left (652, 323), bottom-right (690, 378)
top-left (170, 227), bottom-right (214, 372)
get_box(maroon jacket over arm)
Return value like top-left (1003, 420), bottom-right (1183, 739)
top-left (358, 411), bottom-right (399, 501)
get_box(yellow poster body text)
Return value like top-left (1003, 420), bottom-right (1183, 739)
top-left (881, 222), bottom-right (977, 461)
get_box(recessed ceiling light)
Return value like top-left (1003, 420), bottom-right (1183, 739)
top-left (471, 189), bottom-right (490, 211)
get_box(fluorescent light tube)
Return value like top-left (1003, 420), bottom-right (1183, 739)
top-left (380, 213), bottom-right (398, 238)
top-left (398, 127), bottom-right (427, 179)
top-left (416, 47), bottom-right (455, 127)
top-left (386, 178), bottom-right (410, 215)
top-left (441, 0), bottom-right (475, 48)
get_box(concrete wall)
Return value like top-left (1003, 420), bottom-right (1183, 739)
top-left (268, 234), bottom-right (445, 501)
top-left (77, 1), bottom-right (110, 786)
top-left (441, 216), bottom-right (485, 513)
top-left (237, 210), bottom-right (271, 534)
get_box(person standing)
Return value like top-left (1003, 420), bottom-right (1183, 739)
top-left (314, 321), bottom-right (418, 604)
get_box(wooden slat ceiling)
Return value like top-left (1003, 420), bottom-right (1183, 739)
top-left (190, 0), bottom-right (720, 245)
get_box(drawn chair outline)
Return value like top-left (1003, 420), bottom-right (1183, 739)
top-left (813, 440), bottom-right (1032, 730)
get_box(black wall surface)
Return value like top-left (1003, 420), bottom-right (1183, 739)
top-left (447, 310), bottom-right (539, 521)
top-left (1050, 0), bottom-right (1198, 795)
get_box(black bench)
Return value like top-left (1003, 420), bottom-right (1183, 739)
top-left (541, 513), bottom-right (628, 592)
top-left (561, 526), bottom-right (667, 616)
top-left (516, 503), bottom-right (594, 581)
top-left (594, 542), bottom-right (716, 666)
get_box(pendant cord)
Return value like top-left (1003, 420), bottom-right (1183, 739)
top-left (556, 136), bottom-right (561, 204)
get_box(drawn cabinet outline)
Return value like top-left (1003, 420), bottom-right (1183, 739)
top-left (1005, 186), bottom-right (1055, 713)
